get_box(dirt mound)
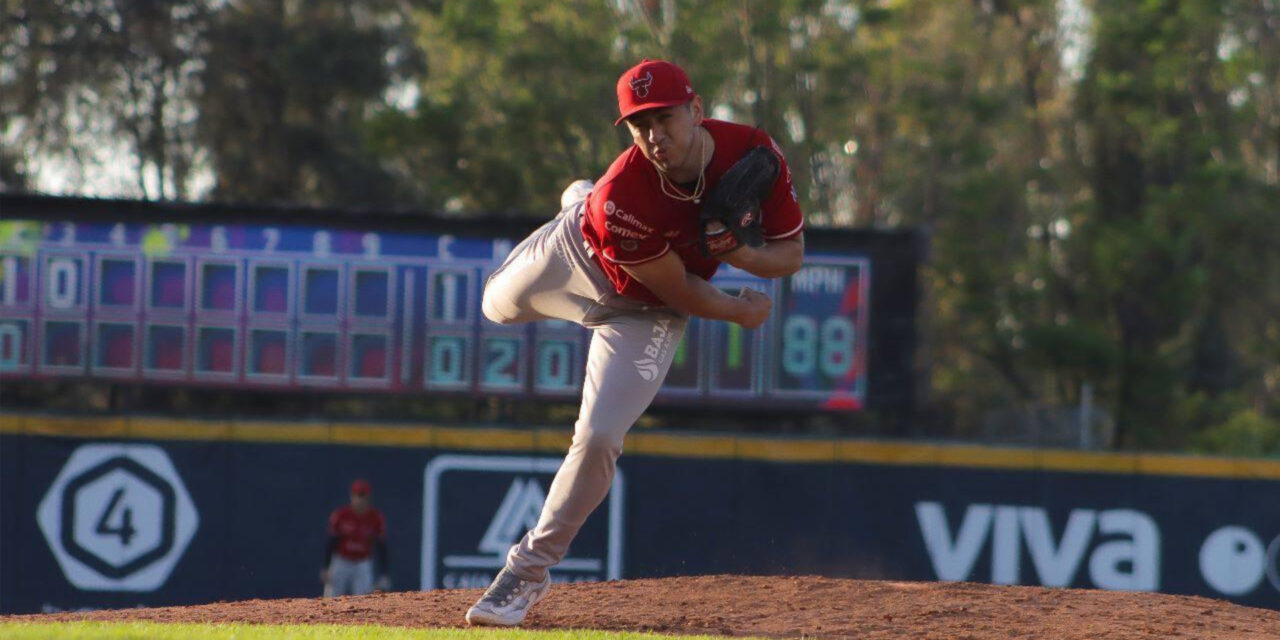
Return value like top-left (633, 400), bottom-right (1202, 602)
top-left (10, 575), bottom-right (1280, 639)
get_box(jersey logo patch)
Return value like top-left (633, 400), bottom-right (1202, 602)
top-left (632, 317), bottom-right (675, 381)
top-left (604, 204), bottom-right (655, 234)
top-left (606, 221), bottom-right (648, 240)
top-left (630, 72), bottom-right (654, 98)
top-left (633, 358), bottom-right (659, 381)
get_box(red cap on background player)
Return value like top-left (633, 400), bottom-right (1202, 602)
top-left (615, 59), bottom-right (697, 125)
top-left (350, 479), bottom-right (372, 496)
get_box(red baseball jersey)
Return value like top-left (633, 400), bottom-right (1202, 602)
top-left (581, 119), bottom-right (804, 304)
top-left (328, 505), bottom-right (385, 561)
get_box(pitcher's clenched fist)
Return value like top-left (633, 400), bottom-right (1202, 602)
top-left (735, 288), bottom-right (772, 329)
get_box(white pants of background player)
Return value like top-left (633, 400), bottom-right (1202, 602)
top-left (325, 555), bottom-right (374, 596)
top-left (482, 191), bottom-right (686, 583)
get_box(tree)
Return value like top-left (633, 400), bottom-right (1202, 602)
top-left (196, 0), bottom-right (422, 207)
top-left (1069, 0), bottom-right (1280, 448)
top-left (0, 0), bottom-right (210, 198)
top-left (7, 0), bottom-right (1280, 450)
top-left (366, 0), bottom-right (631, 214)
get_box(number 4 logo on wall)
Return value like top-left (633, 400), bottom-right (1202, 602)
top-left (36, 444), bottom-right (199, 591)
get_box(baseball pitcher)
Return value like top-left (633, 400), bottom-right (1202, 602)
top-left (465, 58), bottom-right (805, 626)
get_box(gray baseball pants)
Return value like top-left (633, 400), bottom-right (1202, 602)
top-left (482, 199), bottom-right (686, 582)
top-left (325, 555), bottom-right (374, 596)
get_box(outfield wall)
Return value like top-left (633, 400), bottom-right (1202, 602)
top-left (2, 413), bottom-right (1279, 614)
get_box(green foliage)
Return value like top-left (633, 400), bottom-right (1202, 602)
top-left (195, 0), bottom-right (422, 207)
top-left (7, 0), bottom-right (1280, 451)
top-left (1020, 321), bottom-right (1119, 376)
top-left (1191, 405), bottom-right (1280, 457)
top-left (374, 0), bottom-right (626, 213)
top-left (0, 0), bottom-right (212, 197)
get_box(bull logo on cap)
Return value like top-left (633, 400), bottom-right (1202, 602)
top-left (629, 71), bottom-right (654, 98)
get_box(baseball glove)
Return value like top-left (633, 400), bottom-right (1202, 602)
top-left (699, 145), bottom-right (779, 257)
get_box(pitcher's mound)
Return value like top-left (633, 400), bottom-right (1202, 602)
top-left (16, 575), bottom-right (1280, 639)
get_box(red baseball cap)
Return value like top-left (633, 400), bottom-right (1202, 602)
top-left (615, 59), bottom-right (697, 125)
top-left (350, 479), bottom-right (372, 496)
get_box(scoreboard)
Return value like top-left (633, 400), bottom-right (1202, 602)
top-left (0, 195), bottom-right (917, 413)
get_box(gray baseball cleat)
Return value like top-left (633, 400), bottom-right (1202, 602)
top-left (465, 567), bottom-right (552, 627)
top-left (560, 179), bottom-right (594, 210)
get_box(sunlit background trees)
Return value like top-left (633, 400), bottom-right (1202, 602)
top-left (4, 0), bottom-right (1279, 453)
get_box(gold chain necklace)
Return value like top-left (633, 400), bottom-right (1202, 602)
top-left (656, 128), bottom-right (709, 203)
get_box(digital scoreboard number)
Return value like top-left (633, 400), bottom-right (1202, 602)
top-left (773, 260), bottom-right (869, 409)
top-left (0, 218), bottom-right (871, 411)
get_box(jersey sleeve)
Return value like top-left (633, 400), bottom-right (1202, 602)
top-left (327, 508), bottom-right (341, 536)
top-left (754, 132), bottom-right (805, 241)
top-left (375, 510), bottom-right (386, 539)
top-left (589, 184), bottom-right (670, 265)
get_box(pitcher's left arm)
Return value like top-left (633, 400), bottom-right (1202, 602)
top-left (699, 138), bottom-right (805, 278)
top-left (716, 233), bottom-right (804, 278)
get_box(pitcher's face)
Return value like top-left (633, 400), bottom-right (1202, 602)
top-left (625, 98), bottom-right (704, 178)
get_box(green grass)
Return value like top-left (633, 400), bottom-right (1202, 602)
top-left (0, 622), bottom-right (740, 640)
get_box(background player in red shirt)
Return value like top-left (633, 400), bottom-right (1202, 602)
top-left (322, 478), bottom-right (389, 596)
top-left (467, 59), bottom-right (804, 626)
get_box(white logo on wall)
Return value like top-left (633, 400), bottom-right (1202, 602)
top-left (1198, 524), bottom-right (1280, 597)
top-left (421, 455), bottom-right (623, 590)
top-left (917, 500), bottom-right (1280, 599)
top-left (37, 444), bottom-right (199, 591)
top-left (915, 502), bottom-right (1161, 591)
top-left (478, 479), bottom-right (546, 556)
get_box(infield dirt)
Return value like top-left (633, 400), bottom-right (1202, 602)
top-left (10, 575), bottom-right (1280, 639)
